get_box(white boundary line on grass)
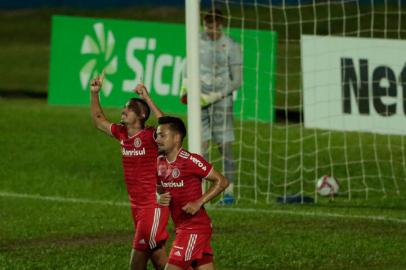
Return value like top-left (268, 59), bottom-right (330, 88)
top-left (211, 207), bottom-right (406, 224)
top-left (1, 191), bottom-right (406, 224)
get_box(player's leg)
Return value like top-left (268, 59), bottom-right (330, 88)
top-left (150, 244), bottom-right (168, 270)
top-left (193, 236), bottom-right (215, 270)
top-left (195, 262), bottom-right (215, 270)
top-left (148, 207), bottom-right (170, 270)
top-left (167, 232), bottom-right (197, 270)
top-left (130, 249), bottom-right (150, 270)
top-left (164, 263), bottom-right (185, 270)
top-left (164, 264), bottom-right (183, 270)
top-left (213, 104), bottom-right (235, 204)
top-left (201, 106), bottom-right (212, 161)
top-left (218, 141), bottom-right (235, 195)
top-left (168, 232), bottom-right (213, 270)
top-left (130, 208), bottom-right (150, 270)
top-left (132, 207), bottom-right (170, 270)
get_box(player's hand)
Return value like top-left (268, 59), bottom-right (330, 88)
top-left (158, 192), bottom-right (171, 206)
top-left (201, 92), bottom-right (222, 106)
top-left (179, 92), bottom-right (222, 107)
top-left (182, 200), bottom-right (203, 215)
top-left (90, 70), bottom-right (105, 93)
top-left (134, 83), bottom-right (149, 99)
top-left (179, 79), bottom-right (188, 104)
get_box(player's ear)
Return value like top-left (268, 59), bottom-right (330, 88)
top-left (175, 133), bottom-right (182, 144)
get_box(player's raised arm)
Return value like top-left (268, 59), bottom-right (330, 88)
top-left (90, 70), bottom-right (112, 135)
top-left (182, 169), bottom-right (230, 215)
top-left (134, 83), bottom-right (164, 119)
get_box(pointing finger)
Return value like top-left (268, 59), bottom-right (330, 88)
top-left (99, 69), bottom-right (106, 84)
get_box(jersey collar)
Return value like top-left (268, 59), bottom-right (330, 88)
top-left (166, 147), bottom-right (183, 164)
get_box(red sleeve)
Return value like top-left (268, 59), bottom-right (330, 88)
top-left (110, 123), bottom-right (123, 140)
top-left (189, 153), bottom-right (213, 179)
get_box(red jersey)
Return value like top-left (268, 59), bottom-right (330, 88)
top-left (157, 149), bottom-right (213, 233)
top-left (110, 124), bottom-right (159, 209)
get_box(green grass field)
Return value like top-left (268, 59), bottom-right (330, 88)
top-left (2, 4), bottom-right (406, 269)
top-left (1, 99), bottom-right (406, 269)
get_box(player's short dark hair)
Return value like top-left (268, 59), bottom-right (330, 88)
top-left (127, 98), bottom-right (150, 122)
top-left (203, 8), bottom-right (224, 25)
top-left (158, 116), bottom-right (187, 141)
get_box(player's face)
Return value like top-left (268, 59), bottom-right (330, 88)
top-left (204, 21), bottom-right (222, 40)
top-left (120, 102), bottom-right (138, 125)
top-left (155, 124), bottom-right (178, 155)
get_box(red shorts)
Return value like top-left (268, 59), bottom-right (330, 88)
top-left (168, 231), bottom-right (214, 270)
top-left (131, 206), bottom-right (170, 251)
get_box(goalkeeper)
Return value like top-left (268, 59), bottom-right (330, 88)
top-left (181, 8), bottom-right (242, 205)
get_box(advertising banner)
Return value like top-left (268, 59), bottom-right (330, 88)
top-left (302, 35), bottom-right (406, 135)
top-left (49, 16), bottom-right (277, 122)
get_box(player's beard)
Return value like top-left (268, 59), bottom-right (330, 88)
top-left (158, 147), bottom-right (167, 155)
top-left (119, 116), bottom-right (128, 125)
top-left (157, 145), bottom-right (167, 155)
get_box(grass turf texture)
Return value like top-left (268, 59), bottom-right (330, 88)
top-left (1, 99), bottom-right (406, 269)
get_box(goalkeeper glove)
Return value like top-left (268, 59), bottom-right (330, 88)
top-left (179, 79), bottom-right (223, 106)
top-left (180, 79), bottom-right (188, 104)
top-left (200, 92), bottom-right (223, 107)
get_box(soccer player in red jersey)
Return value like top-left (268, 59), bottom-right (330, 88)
top-left (155, 116), bottom-right (229, 270)
top-left (90, 71), bottom-right (169, 270)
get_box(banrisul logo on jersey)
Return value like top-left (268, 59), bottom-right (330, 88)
top-left (48, 15), bottom-right (277, 121)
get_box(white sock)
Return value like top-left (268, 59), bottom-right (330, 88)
top-left (225, 183), bottom-right (234, 195)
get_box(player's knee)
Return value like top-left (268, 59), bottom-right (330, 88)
top-left (153, 262), bottom-right (166, 270)
top-left (151, 246), bottom-right (168, 270)
top-left (130, 249), bottom-right (149, 270)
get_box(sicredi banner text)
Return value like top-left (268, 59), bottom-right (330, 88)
top-left (302, 35), bottom-right (406, 135)
top-left (49, 16), bottom-right (277, 122)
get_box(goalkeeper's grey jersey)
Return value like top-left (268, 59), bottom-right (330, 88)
top-left (200, 32), bottom-right (242, 103)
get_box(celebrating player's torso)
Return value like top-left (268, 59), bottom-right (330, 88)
top-left (157, 149), bottom-right (213, 233)
top-left (111, 124), bottom-right (158, 209)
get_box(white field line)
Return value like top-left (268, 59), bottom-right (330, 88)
top-left (1, 191), bottom-right (406, 224)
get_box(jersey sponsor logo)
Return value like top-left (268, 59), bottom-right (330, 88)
top-left (179, 151), bottom-right (190, 159)
top-left (160, 180), bottom-right (184, 188)
top-left (172, 168), bottom-right (180, 178)
top-left (122, 147), bottom-right (146, 156)
top-left (189, 156), bottom-right (207, 171)
top-left (134, 137), bottom-right (142, 147)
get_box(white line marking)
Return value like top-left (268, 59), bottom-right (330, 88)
top-left (210, 207), bottom-right (406, 224)
top-left (0, 191), bottom-right (129, 207)
top-left (1, 191), bottom-right (406, 224)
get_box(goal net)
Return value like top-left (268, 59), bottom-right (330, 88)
top-left (195, 0), bottom-right (406, 204)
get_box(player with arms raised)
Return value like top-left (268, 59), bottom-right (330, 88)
top-left (155, 116), bottom-right (229, 270)
top-left (90, 71), bottom-right (169, 270)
